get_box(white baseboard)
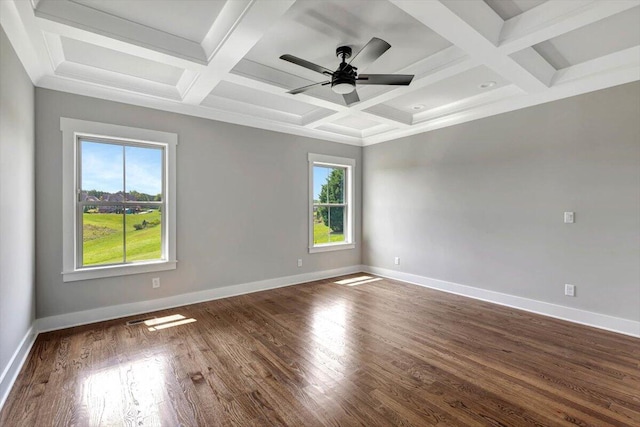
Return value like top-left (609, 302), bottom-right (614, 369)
top-left (0, 325), bottom-right (37, 411)
top-left (37, 265), bottom-right (365, 333)
top-left (364, 266), bottom-right (640, 338)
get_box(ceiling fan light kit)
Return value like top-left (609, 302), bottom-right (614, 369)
top-left (280, 37), bottom-right (414, 106)
top-left (332, 80), bottom-right (356, 94)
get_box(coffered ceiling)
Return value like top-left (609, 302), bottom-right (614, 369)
top-left (2, 0), bottom-right (639, 146)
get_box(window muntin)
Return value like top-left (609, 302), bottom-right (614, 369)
top-left (77, 138), bottom-right (166, 268)
top-left (308, 154), bottom-right (355, 252)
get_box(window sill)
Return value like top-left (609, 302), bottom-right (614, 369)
top-left (309, 243), bottom-right (355, 253)
top-left (62, 260), bottom-right (177, 282)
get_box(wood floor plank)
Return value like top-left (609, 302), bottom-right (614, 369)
top-left (2, 274), bottom-right (639, 426)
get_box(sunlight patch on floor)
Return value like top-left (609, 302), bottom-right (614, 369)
top-left (83, 356), bottom-right (167, 425)
top-left (334, 276), bottom-right (383, 286)
top-left (144, 314), bottom-right (197, 331)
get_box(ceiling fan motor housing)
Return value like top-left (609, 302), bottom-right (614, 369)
top-left (332, 46), bottom-right (356, 94)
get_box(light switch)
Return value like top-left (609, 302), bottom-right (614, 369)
top-left (564, 212), bottom-right (574, 223)
top-left (565, 284), bottom-right (575, 297)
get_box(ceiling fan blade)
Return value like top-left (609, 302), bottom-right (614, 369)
top-left (280, 54), bottom-right (334, 76)
top-left (357, 74), bottom-right (414, 85)
top-left (349, 37), bottom-right (391, 71)
top-left (288, 81), bottom-right (330, 95)
top-left (343, 90), bottom-right (360, 106)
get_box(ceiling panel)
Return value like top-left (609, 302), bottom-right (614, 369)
top-left (533, 6), bottom-right (640, 69)
top-left (331, 115), bottom-right (382, 131)
top-left (484, 0), bottom-right (547, 20)
top-left (71, 0), bottom-right (226, 42)
top-left (383, 66), bottom-right (510, 113)
top-left (61, 37), bottom-right (185, 85)
top-left (210, 81), bottom-right (320, 116)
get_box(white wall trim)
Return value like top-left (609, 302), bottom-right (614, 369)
top-left (0, 325), bottom-right (37, 411)
top-left (37, 265), bottom-right (365, 333)
top-left (364, 266), bottom-right (640, 338)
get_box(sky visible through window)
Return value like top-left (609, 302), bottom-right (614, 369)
top-left (82, 140), bottom-right (162, 195)
top-left (313, 166), bottom-right (332, 201)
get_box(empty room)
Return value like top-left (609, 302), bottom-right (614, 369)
top-left (1, 0), bottom-right (639, 425)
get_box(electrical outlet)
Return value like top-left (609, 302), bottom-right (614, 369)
top-left (297, 259), bottom-right (303, 268)
top-left (564, 284), bottom-right (575, 297)
top-left (152, 278), bottom-right (160, 289)
top-left (394, 257), bottom-right (400, 265)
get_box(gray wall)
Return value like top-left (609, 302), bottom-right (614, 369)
top-left (0, 28), bottom-right (35, 375)
top-left (363, 82), bottom-right (640, 321)
top-left (35, 89), bottom-right (362, 318)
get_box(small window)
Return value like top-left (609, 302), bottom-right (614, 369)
top-left (61, 118), bottom-right (177, 281)
top-left (308, 153), bottom-right (355, 253)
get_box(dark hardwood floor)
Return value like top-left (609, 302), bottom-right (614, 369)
top-left (1, 274), bottom-right (639, 426)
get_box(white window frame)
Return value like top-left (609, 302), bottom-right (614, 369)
top-left (308, 153), bottom-right (355, 253)
top-left (61, 118), bottom-right (177, 282)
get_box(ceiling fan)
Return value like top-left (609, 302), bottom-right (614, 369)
top-left (280, 37), bottom-right (414, 106)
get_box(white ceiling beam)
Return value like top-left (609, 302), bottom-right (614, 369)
top-left (552, 46), bottom-right (640, 86)
top-left (175, 70), bottom-right (200, 99)
top-left (498, 0), bottom-right (640, 54)
top-left (200, 0), bottom-right (254, 61)
top-left (390, 0), bottom-right (549, 93)
top-left (181, 0), bottom-right (296, 105)
top-left (510, 48), bottom-right (556, 87)
top-left (440, 0), bottom-right (504, 45)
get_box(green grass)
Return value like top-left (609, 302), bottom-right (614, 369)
top-left (82, 210), bottom-right (161, 266)
top-left (313, 221), bottom-right (344, 244)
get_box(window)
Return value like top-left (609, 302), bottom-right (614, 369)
top-left (61, 118), bottom-right (177, 281)
top-left (308, 153), bottom-right (355, 253)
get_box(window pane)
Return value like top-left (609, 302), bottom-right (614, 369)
top-left (314, 206), bottom-right (346, 244)
top-left (125, 145), bottom-right (163, 202)
top-left (81, 141), bottom-right (123, 200)
top-left (125, 208), bottom-right (162, 262)
top-left (82, 205), bottom-right (124, 266)
top-left (314, 166), bottom-right (344, 204)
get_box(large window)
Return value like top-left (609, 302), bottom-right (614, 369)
top-left (308, 153), bottom-right (355, 253)
top-left (61, 118), bottom-right (177, 281)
